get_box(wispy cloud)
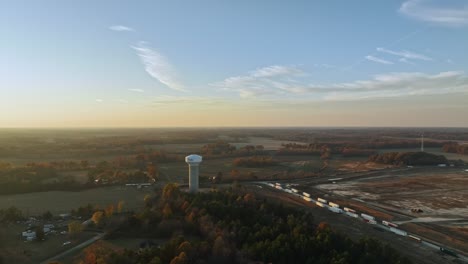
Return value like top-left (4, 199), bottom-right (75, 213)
top-left (211, 65), bottom-right (304, 98)
top-left (216, 66), bottom-right (468, 101)
top-left (365, 55), bottom-right (394, 65)
top-left (399, 58), bottom-right (416, 65)
top-left (128, 88), bottom-right (145, 93)
top-left (109, 25), bottom-right (135, 32)
top-left (132, 42), bottom-right (185, 92)
top-left (308, 71), bottom-right (468, 101)
top-left (249, 65), bottom-right (303, 78)
top-left (399, 0), bottom-right (468, 26)
top-left (95, 99), bottom-right (104, 103)
top-left (377, 47), bottom-right (432, 61)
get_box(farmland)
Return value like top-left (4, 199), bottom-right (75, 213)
top-left (1, 127), bottom-right (468, 263)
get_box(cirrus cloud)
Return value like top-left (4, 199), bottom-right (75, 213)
top-left (132, 42), bottom-right (185, 92)
top-left (214, 65), bottom-right (468, 101)
top-left (399, 0), bottom-right (468, 26)
top-left (109, 25), bottom-right (135, 32)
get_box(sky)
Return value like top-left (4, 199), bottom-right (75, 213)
top-left (1, 0), bottom-right (468, 127)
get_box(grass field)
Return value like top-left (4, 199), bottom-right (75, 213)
top-left (0, 186), bottom-right (152, 215)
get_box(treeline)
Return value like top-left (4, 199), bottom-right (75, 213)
top-left (0, 206), bottom-right (23, 223)
top-left (74, 184), bottom-right (412, 264)
top-left (369, 152), bottom-right (447, 166)
top-left (442, 143), bottom-right (468, 155)
top-left (201, 141), bottom-right (265, 158)
top-left (278, 143), bottom-right (377, 158)
top-left (0, 167), bottom-right (85, 195)
top-left (87, 161), bottom-right (157, 185)
top-left (232, 156), bottom-right (278, 168)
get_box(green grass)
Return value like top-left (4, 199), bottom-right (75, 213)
top-left (0, 186), bottom-right (152, 215)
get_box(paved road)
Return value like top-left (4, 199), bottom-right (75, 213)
top-left (40, 232), bottom-right (106, 264)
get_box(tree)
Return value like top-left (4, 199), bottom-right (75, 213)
top-left (169, 252), bottom-right (187, 264)
top-left (117, 201), bottom-right (125, 214)
top-left (35, 225), bottom-right (45, 241)
top-left (42, 210), bottom-right (53, 220)
top-left (162, 203), bottom-right (173, 219)
top-left (105, 205), bottom-right (114, 218)
top-left (68, 221), bottom-right (83, 237)
top-left (92, 211), bottom-right (105, 226)
top-left (147, 163), bottom-right (158, 181)
top-left (0, 206), bottom-right (23, 223)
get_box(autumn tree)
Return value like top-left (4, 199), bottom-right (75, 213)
top-left (105, 204), bottom-right (114, 218)
top-left (147, 163), bottom-right (159, 181)
top-left (117, 201), bottom-right (125, 213)
top-left (68, 221), bottom-right (83, 237)
top-left (162, 203), bottom-right (173, 219)
top-left (169, 252), bottom-right (187, 264)
top-left (92, 211), bottom-right (104, 226)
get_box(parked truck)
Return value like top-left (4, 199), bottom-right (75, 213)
top-left (317, 197), bottom-right (327, 204)
top-left (382, 220), bottom-right (398, 228)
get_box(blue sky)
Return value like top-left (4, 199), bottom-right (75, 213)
top-left (1, 0), bottom-right (468, 127)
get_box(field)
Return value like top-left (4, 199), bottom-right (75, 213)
top-left (315, 167), bottom-right (468, 253)
top-left (0, 186), bottom-right (152, 215)
top-left (1, 128), bottom-right (468, 263)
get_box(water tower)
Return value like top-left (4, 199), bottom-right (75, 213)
top-left (185, 154), bottom-right (202, 193)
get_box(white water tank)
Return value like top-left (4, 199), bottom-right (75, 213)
top-left (185, 154), bottom-right (202, 193)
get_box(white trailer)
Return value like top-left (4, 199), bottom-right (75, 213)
top-left (346, 212), bottom-right (359, 218)
top-left (291, 188), bottom-right (299, 193)
top-left (267, 183), bottom-right (275, 187)
top-left (390, 227), bottom-right (407, 236)
top-left (315, 201), bottom-right (326, 208)
top-left (275, 185), bottom-right (283, 190)
top-left (343, 207), bottom-right (356, 213)
top-left (303, 197), bottom-right (312, 202)
top-left (317, 197), bottom-right (327, 204)
top-left (275, 182), bottom-right (281, 186)
top-left (328, 202), bottom-right (340, 208)
top-left (328, 207), bottom-right (343, 213)
top-left (408, 235), bottom-right (422, 242)
top-left (382, 220), bottom-right (398, 228)
top-left (360, 213), bottom-right (375, 221)
top-left (303, 192), bottom-right (311, 198)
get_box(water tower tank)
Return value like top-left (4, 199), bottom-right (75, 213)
top-left (185, 154), bottom-right (202, 193)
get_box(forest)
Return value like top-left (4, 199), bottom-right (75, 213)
top-left (69, 184), bottom-right (412, 264)
top-left (442, 143), bottom-right (468, 155)
top-left (368, 152), bottom-right (448, 166)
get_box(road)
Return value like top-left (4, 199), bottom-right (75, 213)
top-left (40, 232), bottom-right (106, 264)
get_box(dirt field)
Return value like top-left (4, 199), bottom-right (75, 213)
top-left (314, 167), bottom-right (468, 254)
